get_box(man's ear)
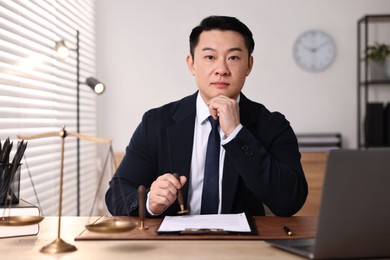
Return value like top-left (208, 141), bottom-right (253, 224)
top-left (186, 54), bottom-right (195, 75)
top-left (246, 55), bottom-right (254, 76)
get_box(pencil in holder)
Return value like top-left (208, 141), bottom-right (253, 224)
top-left (0, 163), bottom-right (21, 205)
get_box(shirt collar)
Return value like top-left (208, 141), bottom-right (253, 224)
top-left (196, 93), bottom-right (210, 125)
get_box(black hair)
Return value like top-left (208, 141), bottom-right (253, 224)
top-left (189, 15), bottom-right (255, 58)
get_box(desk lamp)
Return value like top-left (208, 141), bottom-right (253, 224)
top-left (54, 30), bottom-right (105, 216)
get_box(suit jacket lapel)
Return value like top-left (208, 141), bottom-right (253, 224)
top-left (166, 92), bottom-right (197, 205)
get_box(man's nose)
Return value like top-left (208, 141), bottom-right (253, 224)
top-left (215, 59), bottom-right (230, 76)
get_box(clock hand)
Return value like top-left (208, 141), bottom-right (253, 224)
top-left (301, 44), bottom-right (317, 52)
top-left (315, 41), bottom-right (330, 50)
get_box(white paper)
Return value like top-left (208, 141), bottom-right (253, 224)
top-left (157, 213), bottom-right (251, 233)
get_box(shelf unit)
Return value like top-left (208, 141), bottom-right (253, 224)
top-left (357, 14), bottom-right (390, 148)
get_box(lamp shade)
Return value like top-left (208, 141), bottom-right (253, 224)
top-left (54, 40), bottom-right (70, 60)
top-left (86, 77), bottom-right (105, 94)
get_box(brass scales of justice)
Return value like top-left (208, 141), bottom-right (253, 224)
top-left (13, 126), bottom-right (136, 254)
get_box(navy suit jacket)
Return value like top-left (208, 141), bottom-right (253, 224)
top-left (106, 92), bottom-right (308, 217)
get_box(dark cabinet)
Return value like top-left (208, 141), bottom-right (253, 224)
top-left (357, 14), bottom-right (390, 148)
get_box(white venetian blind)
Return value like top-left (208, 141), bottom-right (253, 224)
top-left (0, 0), bottom-right (98, 216)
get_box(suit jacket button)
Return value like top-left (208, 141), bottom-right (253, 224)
top-left (245, 151), bottom-right (253, 157)
top-left (241, 145), bottom-right (250, 151)
top-left (130, 201), bottom-right (138, 210)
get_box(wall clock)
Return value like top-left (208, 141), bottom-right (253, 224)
top-left (293, 30), bottom-right (336, 72)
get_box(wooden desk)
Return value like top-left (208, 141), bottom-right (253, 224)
top-left (0, 216), bottom-right (314, 259)
top-left (297, 152), bottom-right (328, 216)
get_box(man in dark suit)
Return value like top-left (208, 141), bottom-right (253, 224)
top-left (106, 15), bottom-right (308, 217)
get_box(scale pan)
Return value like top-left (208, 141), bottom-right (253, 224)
top-left (0, 216), bottom-right (44, 226)
top-left (85, 218), bottom-right (136, 233)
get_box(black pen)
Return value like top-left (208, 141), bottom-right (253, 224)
top-left (282, 225), bottom-right (294, 236)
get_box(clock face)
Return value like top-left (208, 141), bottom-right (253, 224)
top-left (293, 30), bottom-right (336, 72)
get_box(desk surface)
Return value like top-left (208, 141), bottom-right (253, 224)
top-left (0, 216), bottom-right (312, 259)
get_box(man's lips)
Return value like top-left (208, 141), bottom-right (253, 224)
top-left (211, 81), bottom-right (229, 88)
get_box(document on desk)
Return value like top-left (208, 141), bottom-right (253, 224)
top-left (157, 213), bottom-right (253, 234)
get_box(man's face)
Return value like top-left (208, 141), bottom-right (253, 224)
top-left (187, 30), bottom-right (253, 104)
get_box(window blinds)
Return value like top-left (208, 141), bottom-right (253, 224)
top-left (0, 0), bottom-right (98, 216)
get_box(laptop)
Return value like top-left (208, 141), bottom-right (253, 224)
top-left (266, 149), bottom-right (390, 259)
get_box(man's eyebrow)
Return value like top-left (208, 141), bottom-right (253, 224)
top-left (201, 47), bottom-right (216, 51)
top-left (201, 47), bottom-right (243, 52)
top-left (228, 47), bottom-right (243, 52)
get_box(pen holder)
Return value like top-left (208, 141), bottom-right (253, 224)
top-left (0, 163), bottom-right (21, 206)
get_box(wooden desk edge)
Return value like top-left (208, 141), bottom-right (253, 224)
top-left (75, 215), bottom-right (317, 241)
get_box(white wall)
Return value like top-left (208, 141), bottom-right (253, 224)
top-left (96, 0), bottom-right (390, 152)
